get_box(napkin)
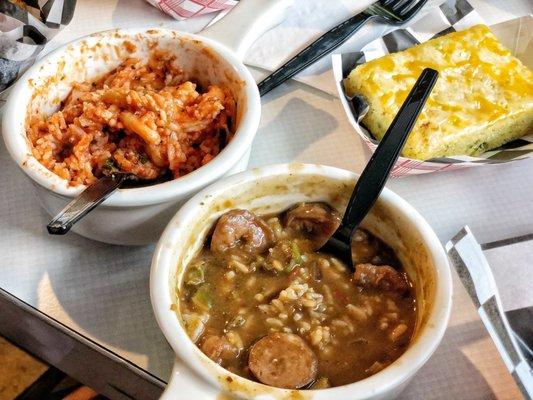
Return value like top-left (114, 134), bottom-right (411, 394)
top-left (446, 227), bottom-right (533, 398)
top-left (244, 0), bottom-right (375, 94)
top-left (0, 0), bottom-right (75, 93)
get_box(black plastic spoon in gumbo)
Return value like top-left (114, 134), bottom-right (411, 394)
top-left (322, 68), bottom-right (439, 266)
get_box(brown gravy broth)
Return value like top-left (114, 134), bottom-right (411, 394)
top-left (178, 203), bottom-right (416, 389)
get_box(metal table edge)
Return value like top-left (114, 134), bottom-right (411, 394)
top-left (0, 287), bottom-right (166, 400)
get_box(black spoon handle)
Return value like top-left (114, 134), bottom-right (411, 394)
top-left (47, 173), bottom-right (127, 235)
top-left (258, 12), bottom-right (373, 97)
top-left (334, 68), bottom-right (439, 243)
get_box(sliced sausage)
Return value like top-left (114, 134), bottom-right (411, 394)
top-left (211, 210), bottom-right (274, 256)
top-left (283, 202), bottom-right (341, 250)
top-left (248, 333), bottom-right (318, 389)
top-left (201, 335), bottom-right (237, 365)
top-left (353, 263), bottom-right (409, 294)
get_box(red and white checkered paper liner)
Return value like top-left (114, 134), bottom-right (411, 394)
top-left (145, 0), bottom-right (237, 20)
top-left (332, 0), bottom-right (533, 177)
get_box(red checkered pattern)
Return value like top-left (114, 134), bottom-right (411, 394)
top-left (361, 135), bottom-right (481, 178)
top-left (146, 0), bottom-right (237, 20)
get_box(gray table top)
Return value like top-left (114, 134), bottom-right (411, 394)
top-left (1, 0), bottom-right (531, 398)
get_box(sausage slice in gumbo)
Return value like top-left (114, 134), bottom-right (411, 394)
top-left (178, 203), bottom-right (416, 389)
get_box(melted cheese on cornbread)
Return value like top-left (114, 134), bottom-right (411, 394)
top-left (345, 25), bottom-right (533, 160)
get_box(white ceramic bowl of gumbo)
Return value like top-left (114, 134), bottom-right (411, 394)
top-left (1, 0), bottom-right (293, 245)
top-left (151, 163), bottom-right (453, 400)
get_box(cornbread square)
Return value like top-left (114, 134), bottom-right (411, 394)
top-left (345, 25), bottom-right (533, 160)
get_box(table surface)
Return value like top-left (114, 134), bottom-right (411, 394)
top-left (1, 0), bottom-right (532, 399)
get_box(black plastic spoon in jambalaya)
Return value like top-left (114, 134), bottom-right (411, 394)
top-left (46, 171), bottom-right (167, 235)
top-left (322, 68), bottom-right (439, 266)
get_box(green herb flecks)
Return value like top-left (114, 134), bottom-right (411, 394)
top-left (185, 262), bottom-right (205, 286)
top-left (102, 157), bottom-right (119, 175)
top-left (286, 242), bottom-right (303, 272)
top-left (192, 284), bottom-right (212, 311)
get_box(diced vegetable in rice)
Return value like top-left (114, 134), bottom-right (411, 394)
top-left (27, 51), bottom-right (235, 186)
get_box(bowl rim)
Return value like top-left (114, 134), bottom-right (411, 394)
top-left (1, 27), bottom-right (260, 207)
top-left (150, 163), bottom-right (453, 399)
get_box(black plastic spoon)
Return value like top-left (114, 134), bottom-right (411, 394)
top-left (322, 68), bottom-right (438, 265)
top-left (47, 130), bottom-right (228, 236)
top-left (46, 171), bottom-right (165, 235)
top-left (47, 173), bottom-right (131, 235)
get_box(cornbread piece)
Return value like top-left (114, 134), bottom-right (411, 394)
top-left (345, 25), bottom-right (533, 160)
